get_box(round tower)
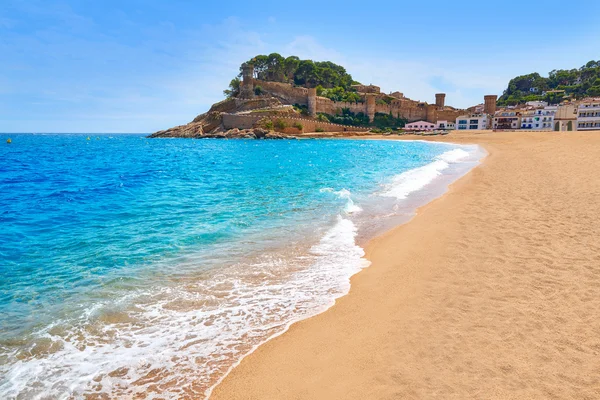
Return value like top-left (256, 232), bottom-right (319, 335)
top-left (242, 63), bottom-right (254, 82)
top-left (484, 95), bottom-right (498, 115)
top-left (426, 104), bottom-right (438, 123)
top-left (240, 63), bottom-right (255, 98)
top-left (366, 94), bottom-right (376, 122)
top-left (308, 88), bottom-right (317, 117)
top-left (435, 93), bottom-right (446, 108)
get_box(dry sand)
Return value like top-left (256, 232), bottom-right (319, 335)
top-left (210, 131), bottom-right (600, 400)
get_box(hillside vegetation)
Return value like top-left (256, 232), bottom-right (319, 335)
top-left (498, 60), bottom-right (600, 105)
top-left (224, 53), bottom-right (362, 103)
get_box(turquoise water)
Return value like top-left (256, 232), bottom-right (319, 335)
top-left (0, 134), bottom-right (481, 399)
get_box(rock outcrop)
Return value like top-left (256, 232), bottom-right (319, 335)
top-left (148, 97), bottom-right (290, 139)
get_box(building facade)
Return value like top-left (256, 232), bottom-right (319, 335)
top-left (456, 114), bottom-right (489, 130)
top-left (493, 111), bottom-right (521, 130)
top-left (553, 104), bottom-right (576, 131)
top-left (577, 100), bottom-right (600, 130)
top-left (405, 120), bottom-right (435, 131)
top-left (520, 106), bottom-right (556, 130)
top-left (436, 120), bottom-right (455, 130)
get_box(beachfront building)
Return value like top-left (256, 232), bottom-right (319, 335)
top-left (520, 106), bottom-right (557, 130)
top-left (456, 114), bottom-right (489, 130)
top-left (577, 100), bottom-right (600, 130)
top-left (553, 104), bottom-right (577, 131)
top-left (435, 120), bottom-right (455, 130)
top-left (493, 111), bottom-right (521, 130)
top-left (405, 120), bottom-right (435, 131)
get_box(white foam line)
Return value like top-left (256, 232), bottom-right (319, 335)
top-left (206, 143), bottom-right (486, 399)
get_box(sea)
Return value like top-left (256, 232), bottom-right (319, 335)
top-left (0, 133), bottom-right (484, 399)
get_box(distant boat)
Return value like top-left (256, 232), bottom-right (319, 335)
top-left (6, 138), bottom-right (11, 144)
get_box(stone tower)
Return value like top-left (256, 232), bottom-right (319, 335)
top-left (435, 93), bottom-right (446, 108)
top-left (484, 95), bottom-right (498, 115)
top-left (426, 104), bottom-right (438, 123)
top-left (308, 88), bottom-right (317, 117)
top-left (239, 63), bottom-right (255, 98)
top-left (366, 94), bottom-right (376, 122)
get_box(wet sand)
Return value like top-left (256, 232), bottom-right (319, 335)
top-left (210, 130), bottom-right (600, 399)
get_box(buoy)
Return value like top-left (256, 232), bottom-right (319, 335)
top-left (6, 138), bottom-right (11, 144)
top-left (86, 136), bottom-right (90, 140)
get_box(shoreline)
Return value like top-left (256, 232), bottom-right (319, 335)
top-left (203, 137), bottom-right (485, 399)
top-left (209, 130), bottom-right (600, 399)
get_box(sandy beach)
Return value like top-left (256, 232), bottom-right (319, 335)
top-left (210, 130), bottom-right (600, 399)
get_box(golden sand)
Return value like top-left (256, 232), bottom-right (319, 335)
top-left (210, 131), bottom-right (600, 399)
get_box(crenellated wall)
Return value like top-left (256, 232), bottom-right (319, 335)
top-left (222, 113), bottom-right (370, 133)
top-left (245, 77), bottom-right (465, 124)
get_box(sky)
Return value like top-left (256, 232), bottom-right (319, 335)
top-left (1, 0), bottom-right (600, 133)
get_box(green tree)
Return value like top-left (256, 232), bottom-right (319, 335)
top-left (223, 77), bottom-right (241, 98)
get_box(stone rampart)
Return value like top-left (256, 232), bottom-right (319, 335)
top-left (316, 97), bottom-right (365, 115)
top-left (253, 80), bottom-right (309, 105)
top-left (222, 113), bottom-right (370, 133)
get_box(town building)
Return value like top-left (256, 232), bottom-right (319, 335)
top-left (493, 111), bottom-right (521, 130)
top-left (405, 120), bottom-right (435, 131)
top-left (456, 114), bottom-right (489, 130)
top-left (435, 120), bottom-right (455, 130)
top-left (520, 106), bottom-right (557, 130)
top-left (576, 100), bottom-right (600, 130)
top-left (526, 101), bottom-right (548, 108)
top-left (553, 104), bottom-right (577, 131)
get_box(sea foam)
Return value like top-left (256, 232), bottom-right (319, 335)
top-left (0, 216), bottom-right (368, 400)
top-left (380, 148), bottom-right (471, 199)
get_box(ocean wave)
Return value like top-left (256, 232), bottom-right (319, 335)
top-left (0, 217), bottom-right (368, 400)
top-left (320, 188), bottom-right (363, 214)
top-left (380, 148), bottom-right (471, 200)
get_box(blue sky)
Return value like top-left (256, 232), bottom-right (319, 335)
top-left (1, 0), bottom-right (599, 133)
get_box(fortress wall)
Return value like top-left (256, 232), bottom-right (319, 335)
top-left (269, 117), bottom-right (369, 133)
top-left (222, 113), bottom-right (370, 133)
top-left (436, 109), bottom-right (464, 123)
top-left (254, 80), bottom-right (309, 105)
top-left (222, 114), bottom-right (262, 129)
top-left (316, 97), bottom-right (365, 115)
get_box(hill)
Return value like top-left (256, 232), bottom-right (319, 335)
top-left (498, 60), bottom-right (600, 105)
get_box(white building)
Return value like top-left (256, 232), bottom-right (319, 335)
top-left (577, 100), bottom-right (600, 131)
top-left (520, 106), bottom-right (557, 130)
top-left (456, 114), bottom-right (489, 130)
top-left (405, 120), bottom-right (435, 131)
top-left (435, 120), bottom-right (455, 130)
top-left (526, 101), bottom-right (548, 108)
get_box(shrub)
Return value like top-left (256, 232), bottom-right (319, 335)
top-left (274, 119), bottom-right (287, 130)
top-left (315, 127), bottom-right (325, 132)
top-left (254, 86), bottom-right (264, 96)
top-left (316, 113), bottom-right (330, 122)
top-left (293, 122), bottom-right (303, 131)
top-left (263, 120), bottom-right (274, 130)
top-left (293, 103), bottom-right (310, 116)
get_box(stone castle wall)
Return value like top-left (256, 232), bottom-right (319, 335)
top-left (249, 77), bottom-right (465, 124)
top-left (253, 80), bottom-right (309, 105)
top-left (315, 97), bottom-right (365, 115)
top-left (222, 113), bottom-right (370, 133)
